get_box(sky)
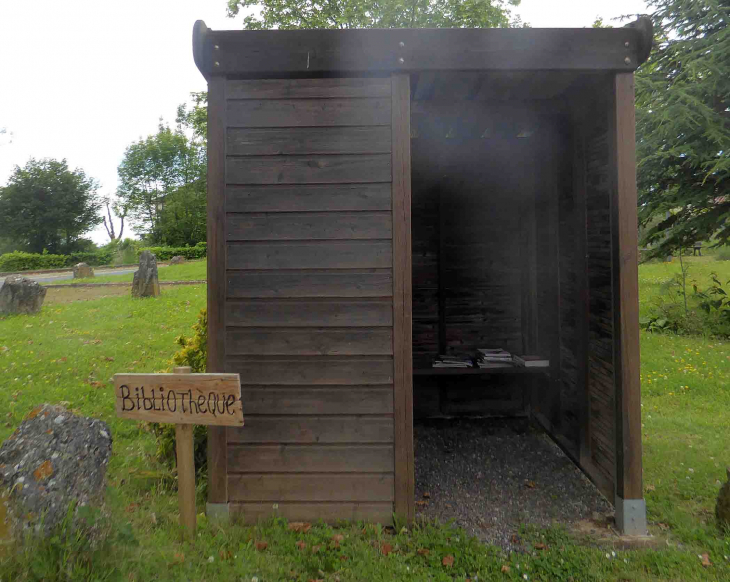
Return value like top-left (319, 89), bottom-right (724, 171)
top-left (0, 0), bottom-right (649, 245)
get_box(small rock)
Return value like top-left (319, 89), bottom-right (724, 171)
top-left (0, 276), bottom-right (47, 315)
top-left (0, 404), bottom-right (112, 538)
top-left (72, 263), bottom-right (94, 279)
top-left (169, 255), bottom-right (186, 266)
top-left (131, 251), bottom-right (160, 298)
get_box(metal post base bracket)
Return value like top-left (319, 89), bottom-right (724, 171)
top-left (615, 496), bottom-right (647, 535)
top-left (206, 502), bottom-right (230, 523)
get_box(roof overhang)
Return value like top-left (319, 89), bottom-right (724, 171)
top-left (193, 18), bottom-right (653, 81)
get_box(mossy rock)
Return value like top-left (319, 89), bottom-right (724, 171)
top-left (717, 468), bottom-right (730, 532)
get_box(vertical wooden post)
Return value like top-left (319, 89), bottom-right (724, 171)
top-left (391, 73), bottom-right (414, 523)
top-left (174, 366), bottom-right (196, 538)
top-left (610, 72), bottom-right (646, 534)
top-left (206, 74), bottom-right (228, 509)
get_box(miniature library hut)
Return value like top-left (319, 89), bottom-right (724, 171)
top-left (193, 17), bottom-right (653, 535)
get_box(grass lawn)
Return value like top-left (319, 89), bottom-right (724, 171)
top-left (1, 260), bottom-right (730, 580)
top-left (44, 260), bottom-right (207, 285)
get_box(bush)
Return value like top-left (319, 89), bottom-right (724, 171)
top-left (0, 251), bottom-right (68, 272)
top-left (67, 250), bottom-right (115, 267)
top-left (715, 247), bottom-right (730, 261)
top-left (151, 309), bottom-right (209, 483)
top-left (138, 242), bottom-right (206, 261)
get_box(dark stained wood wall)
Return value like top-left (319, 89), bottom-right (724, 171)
top-left (221, 77), bottom-right (397, 523)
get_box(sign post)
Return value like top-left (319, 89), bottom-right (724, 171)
top-left (114, 367), bottom-right (243, 538)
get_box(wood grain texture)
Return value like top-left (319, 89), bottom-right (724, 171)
top-left (226, 78), bottom-right (392, 99)
top-left (230, 502), bottom-right (394, 524)
top-left (226, 357), bottom-right (394, 385)
top-left (391, 73), bottom-right (414, 523)
top-left (612, 73), bottom-right (643, 500)
top-left (227, 241), bottom-right (392, 270)
top-left (227, 269), bottom-right (393, 298)
top-left (226, 211), bottom-right (392, 241)
top-left (226, 184), bottom-right (391, 213)
top-left (176, 423), bottom-right (197, 537)
top-left (242, 386), bottom-right (394, 415)
top-left (226, 154), bottom-right (391, 185)
top-left (227, 416), bottom-right (394, 444)
top-left (226, 98), bottom-right (391, 127)
top-left (226, 328), bottom-right (393, 356)
top-left (226, 299), bottom-right (393, 327)
top-left (227, 126), bottom-right (391, 156)
top-left (206, 75), bottom-right (228, 504)
top-left (227, 444), bottom-right (394, 472)
top-left (228, 473), bottom-right (394, 502)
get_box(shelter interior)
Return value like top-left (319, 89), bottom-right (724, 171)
top-left (408, 71), bottom-right (616, 498)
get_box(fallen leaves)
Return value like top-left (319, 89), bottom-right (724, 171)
top-left (33, 460), bottom-right (53, 481)
top-left (442, 555), bottom-right (454, 568)
top-left (380, 542), bottom-right (393, 556)
top-left (525, 480), bottom-right (537, 489)
top-left (288, 522), bottom-right (312, 533)
top-left (416, 500), bottom-right (429, 508)
top-left (534, 543), bottom-right (548, 550)
top-left (417, 548), bottom-right (430, 557)
top-left (700, 553), bottom-right (712, 567)
top-left (296, 541), bottom-right (307, 550)
top-left (330, 534), bottom-right (344, 548)
top-left (255, 541), bottom-right (268, 552)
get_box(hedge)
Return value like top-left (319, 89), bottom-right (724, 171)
top-left (0, 251), bottom-right (69, 272)
top-left (137, 242), bottom-right (207, 261)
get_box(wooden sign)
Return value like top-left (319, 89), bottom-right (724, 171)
top-left (114, 372), bottom-right (243, 426)
top-left (113, 367), bottom-right (243, 539)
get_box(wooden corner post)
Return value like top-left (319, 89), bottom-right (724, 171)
top-left (610, 72), bottom-right (646, 535)
top-left (206, 73), bottom-right (229, 516)
top-left (391, 73), bottom-right (414, 523)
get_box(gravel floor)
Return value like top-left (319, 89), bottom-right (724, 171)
top-left (414, 417), bottom-right (612, 550)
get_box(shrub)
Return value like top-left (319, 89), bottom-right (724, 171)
top-left (67, 250), bottom-right (115, 267)
top-left (715, 247), bottom-right (730, 262)
top-left (137, 242), bottom-right (206, 261)
top-left (151, 309), bottom-right (208, 483)
top-left (0, 251), bottom-right (68, 272)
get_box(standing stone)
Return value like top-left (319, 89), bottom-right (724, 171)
top-left (169, 255), bottom-right (186, 266)
top-left (717, 468), bottom-right (730, 532)
top-left (0, 404), bottom-right (112, 538)
top-left (0, 276), bottom-right (47, 315)
top-left (131, 251), bottom-right (160, 298)
top-left (72, 262), bottom-right (94, 279)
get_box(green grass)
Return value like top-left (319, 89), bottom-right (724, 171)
top-left (44, 260), bottom-right (207, 285)
top-left (1, 261), bottom-right (730, 580)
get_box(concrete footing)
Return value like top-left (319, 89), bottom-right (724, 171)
top-left (615, 496), bottom-right (647, 535)
top-left (206, 502), bottom-right (230, 523)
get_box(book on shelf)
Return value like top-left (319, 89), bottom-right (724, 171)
top-left (512, 355), bottom-right (549, 368)
top-left (432, 354), bottom-right (474, 368)
top-left (476, 347), bottom-right (515, 366)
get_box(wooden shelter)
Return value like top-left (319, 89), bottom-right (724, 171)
top-left (193, 18), bottom-right (653, 535)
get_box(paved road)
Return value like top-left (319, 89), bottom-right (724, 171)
top-left (0, 268), bottom-right (138, 286)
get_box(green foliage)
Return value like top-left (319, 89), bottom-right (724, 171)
top-left (117, 122), bottom-right (206, 245)
top-left (637, 0), bottom-right (730, 258)
top-left (0, 251), bottom-right (68, 272)
top-left (4, 501), bottom-right (137, 581)
top-left (0, 158), bottom-right (102, 254)
top-left (151, 309), bottom-right (209, 482)
top-left (715, 247), bottom-right (730, 262)
top-left (228, 0), bottom-right (522, 29)
top-left (137, 242), bottom-right (207, 261)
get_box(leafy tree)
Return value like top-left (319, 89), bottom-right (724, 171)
top-left (227, 0), bottom-right (521, 29)
top-left (636, 0), bottom-right (730, 256)
top-left (0, 158), bottom-right (102, 254)
top-left (117, 121), bottom-right (206, 244)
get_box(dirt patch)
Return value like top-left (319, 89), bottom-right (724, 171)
top-left (414, 418), bottom-right (612, 551)
top-left (45, 286), bottom-right (131, 304)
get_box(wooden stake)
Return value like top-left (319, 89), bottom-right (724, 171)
top-left (174, 366), bottom-right (196, 538)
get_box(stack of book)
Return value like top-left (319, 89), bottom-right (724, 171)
top-left (476, 348), bottom-right (514, 368)
top-left (512, 355), bottom-right (549, 368)
top-left (432, 354), bottom-right (474, 368)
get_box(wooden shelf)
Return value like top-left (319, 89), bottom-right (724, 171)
top-left (413, 366), bottom-right (550, 376)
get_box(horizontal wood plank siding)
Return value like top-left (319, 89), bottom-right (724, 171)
top-left (227, 241), bottom-right (392, 270)
top-left (228, 474), bottom-right (394, 502)
top-left (223, 77), bottom-right (395, 524)
top-left (227, 270), bottom-right (393, 298)
top-left (226, 78), bottom-right (392, 99)
top-left (226, 300), bottom-right (393, 327)
top-left (226, 98), bottom-right (391, 127)
top-left (227, 126), bottom-right (391, 156)
top-left (226, 212), bottom-right (392, 241)
top-left (226, 184), bottom-right (392, 213)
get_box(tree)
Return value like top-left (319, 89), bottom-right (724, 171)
top-left (0, 158), bottom-right (102, 254)
top-left (117, 121), bottom-right (206, 244)
top-left (227, 0), bottom-right (521, 30)
top-left (101, 196), bottom-right (128, 242)
top-left (636, 0), bottom-right (730, 256)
